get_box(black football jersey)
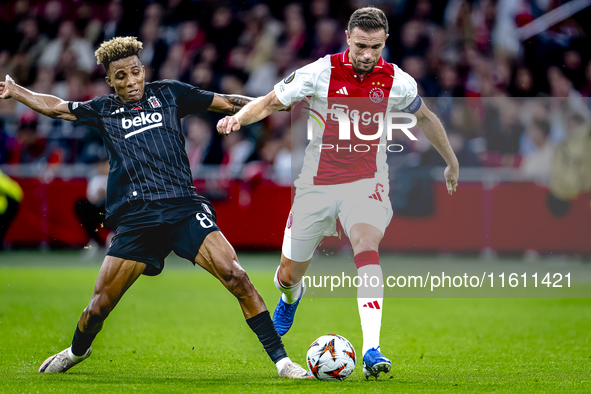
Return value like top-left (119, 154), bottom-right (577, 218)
top-left (69, 80), bottom-right (214, 219)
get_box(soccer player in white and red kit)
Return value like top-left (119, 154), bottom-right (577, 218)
top-left (218, 7), bottom-right (459, 378)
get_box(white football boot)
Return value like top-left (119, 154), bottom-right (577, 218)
top-left (279, 361), bottom-right (314, 379)
top-left (39, 347), bottom-right (92, 373)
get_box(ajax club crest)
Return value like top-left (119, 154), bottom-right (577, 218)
top-left (369, 87), bottom-right (384, 103)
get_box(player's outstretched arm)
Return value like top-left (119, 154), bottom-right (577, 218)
top-left (415, 101), bottom-right (459, 195)
top-left (0, 75), bottom-right (76, 121)
top-left (209, 94), bottom-right (255, 116)
top-left (216, 90), bottom-right (287, 135)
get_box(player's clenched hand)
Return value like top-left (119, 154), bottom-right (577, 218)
top-left (444, 165), bottom-right (459, 195)
top-left (217, 116), bottom-right (241, 135)
top-left (0, 75), bottom-right (16, 99)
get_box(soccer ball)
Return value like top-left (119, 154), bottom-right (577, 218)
top-left (306, 334), bottom-right (356, 381)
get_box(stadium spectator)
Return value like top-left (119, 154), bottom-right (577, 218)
top-left (398, 19), bottom-right (429, 59)
top-left (484, 99), bottom-right (523, 166)
top-left (101, 1), bottom-right (126, 42)
top-left (309, 18), bottom-right (341, 60)
top-left (206, 6), bottom-right (242, 65)
top-left (139, 20), bottom-right (169, 81)
top-left (15, 17), bottom-right (49, 68)
top-left (241, 4), bottom-right (282, 72)
top-left (550, 113), bottom-right (591, 200)
top-left (143, 3), bottom-right (163, 26)
top-left (579, 60), bottom-right (591, 97)
top-left (184, 115), bottom-right (215, 170)
top-left (562, 49), bottom-right (585, 90)
top-left (280, 3), bottom-right (310, 58)
top-left (225, 46), bottom-right (249, 72)
top-left (509, 65), bottom-right (537, 97)
top-left (245, 46), bottom-right (296, 97)
top-left (520, 119), bottom-right (554, 185)
top-left (548, 66), bottom-right (580, 98)
top-left (265, 131), bottom-right (292, 186)
top-left (438, 63), bottom-right (465, 97)
top-left (191, 65), bottom-right (214, 93)
top-left (8, 111), bottom-right (46, 164)
top-left (194, 43), bottom-right (220, 69)
top-left (39, 20), bottom-right (96, 76)
top-left (73, 2), bottom-right (103, 46)
top-left (39, 0), bottom-right (64, 40)
top-left (177, 21), bottom-right (207, 77)
top-left (401, 56), bottom-right (438, 97)
top-left (221, 128), bottom-right (255, 179)
top-left (158, 45), bottom-right (183, 81)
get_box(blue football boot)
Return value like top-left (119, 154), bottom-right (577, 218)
top-left (362, 346), bottom-right (392, 378)
top-left (272, 281), bottom-right (306, 336)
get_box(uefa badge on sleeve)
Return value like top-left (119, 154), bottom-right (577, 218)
top-left (284, 71), bottom-right (295, 84)
top-left (148, 96), bottom-right (162, 108)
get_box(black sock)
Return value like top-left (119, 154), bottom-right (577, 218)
top-left (71, 326), bottom-right (97, 356)
top-left (246, 311), bottom-right (288, 363)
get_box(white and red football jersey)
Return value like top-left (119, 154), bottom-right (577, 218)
top-left (274, 49), bottom-right (422, 187)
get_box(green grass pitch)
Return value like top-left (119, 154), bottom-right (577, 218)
top-left (1, 250), bottom-right (590, 393)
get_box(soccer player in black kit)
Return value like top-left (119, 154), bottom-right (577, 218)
top-left (0, 37), bottom-right (311, 379)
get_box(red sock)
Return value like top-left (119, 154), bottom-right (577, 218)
top-left (354, 250), bottom-right (379, 269)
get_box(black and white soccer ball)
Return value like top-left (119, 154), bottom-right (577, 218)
top-left (306, 334), bottom-right (356, 381)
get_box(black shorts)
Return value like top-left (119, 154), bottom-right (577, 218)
top-left (106, 197), bottom-right (219, 276)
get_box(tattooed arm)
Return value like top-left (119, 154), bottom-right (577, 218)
top-left (209, 94), bottom-right (254, 115)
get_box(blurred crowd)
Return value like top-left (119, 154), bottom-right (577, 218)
top-left (0, 0), bottom-right (590, 187)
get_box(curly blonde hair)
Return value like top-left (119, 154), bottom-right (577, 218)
top-left (95, 36), bottom-right (143, 71)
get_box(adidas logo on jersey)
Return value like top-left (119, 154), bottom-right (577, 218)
top-left (368, 191), bottom-right (383, 202)
top-left (336, 87), bottom-right (349, 95)
top-left (122, 112), bottom-right (163, 139)
top-left (362, 300), bottom-right (381, 309)
top-left (111, 107), bottom-right (125, 115)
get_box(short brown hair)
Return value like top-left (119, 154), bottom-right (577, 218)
top-left (95, 36), bottom-right (143, 72)
top-left (348, 7), bottom-right (389, 35)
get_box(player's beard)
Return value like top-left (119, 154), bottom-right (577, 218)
top-left (353, 63), bottom-right (376, 75)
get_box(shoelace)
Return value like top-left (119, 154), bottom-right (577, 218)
top-left (55, 354), bottom-right (71, 370)
top-left (278, 304), bottom-right (296, 321)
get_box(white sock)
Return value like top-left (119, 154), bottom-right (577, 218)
top-left (274, 266), bottom-right (302, 304)
top-left (357, 264), bottom-right (383, 355)
top-left (68, 347), bottom-right (87, 362)
top-left (275, 356), bottom-right (292, 373)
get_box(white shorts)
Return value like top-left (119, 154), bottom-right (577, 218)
top-left (282, 178), bottom-right (393, 262)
